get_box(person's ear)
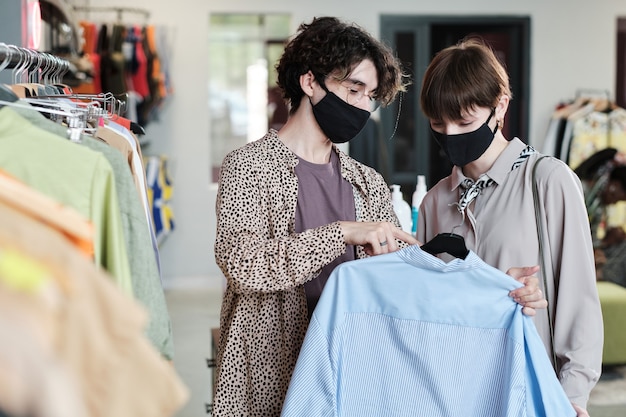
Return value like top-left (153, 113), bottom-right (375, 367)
top-left (495, 94), bottom-right (510, 124)
top-left (299, 71), bottom-right (316, 98)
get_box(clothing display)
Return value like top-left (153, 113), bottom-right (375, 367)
top-left (282, 245), bottom-right (576, 417)
top-left (417, 138), bottom-right (603, 408)
top-left (145, 155), bottom-right (176, 246)
top-left (0, 43), bottom-right (183, 416)
top-left (213, 129), bottom-right (403, 417)
top-left (0, 106), bottom-right (133, 294)
top-left (11, 103), bottom-right (172, 359)
top-left (542, 96), bottom-right (626, 171)
top-left (76, 18), bottom-right (172, 128)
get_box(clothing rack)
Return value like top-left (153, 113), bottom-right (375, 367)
top-left (72, 6), bottom-right (151, 22)
top-left (0, 43), bottom-right (70, 83)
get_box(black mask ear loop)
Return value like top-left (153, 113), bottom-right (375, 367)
top-left (309, 73), bottom-right (329, 107)
top-left (312, 72), bottom-right (330, 93)
top-left (487, 107), bottom-right (498, 133)
top-left (475, 107), bottom-right (498, 137)
top-left (387, 91), bottom-right (403, 141)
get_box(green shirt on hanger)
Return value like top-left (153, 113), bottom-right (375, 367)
top-left (0, 106), bottom-right (133, 296)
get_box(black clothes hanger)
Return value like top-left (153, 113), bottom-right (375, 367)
top-left (130, 121), bottom-right (146, 135)
top-left (420, 203), bottom-right (469, 259)
top-left (420, 232), bottom-right (469, 259)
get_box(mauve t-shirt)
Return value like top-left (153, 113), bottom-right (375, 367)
top-left (294, 151), bottom-right (356, 317)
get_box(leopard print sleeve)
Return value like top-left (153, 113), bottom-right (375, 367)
top-left (215, 135), bottom-right (346, 294)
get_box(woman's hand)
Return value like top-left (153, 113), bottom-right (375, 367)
top-left (572, 403), bottom-right (589, 417)
top-left (339, 221), bottom-right (420, 256)
top-left (505, 265), bottom-right (548, 316)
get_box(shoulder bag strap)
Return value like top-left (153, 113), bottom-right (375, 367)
top-left (531, 155), bottom-right (558, 370)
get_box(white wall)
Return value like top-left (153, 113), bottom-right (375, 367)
top-left (71, 0), bottom-right (626, 289)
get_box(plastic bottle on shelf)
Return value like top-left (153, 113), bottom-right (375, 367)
top-left (391, 184), bottom-right (412, 233)
top-left (411, 175), bottom-right (427, 236)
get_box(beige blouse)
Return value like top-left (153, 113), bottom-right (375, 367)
top-left (417, 138), bottom-right (603, 408)
top-left (213, 130), bottom-right (401, 417)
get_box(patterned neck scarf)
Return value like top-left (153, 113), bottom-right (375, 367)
top-left (457, 145), bottom-right (536, 214)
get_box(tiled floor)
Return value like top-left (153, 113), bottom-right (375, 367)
top-left (165, 287), bottom-right (626, 417)
top-left (588, 365), bottom-right (626, 417)
top-left (166, 288), bottom-right (220, 417)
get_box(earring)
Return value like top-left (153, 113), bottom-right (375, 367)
top-left (497, 119), bottom-right (504, 129)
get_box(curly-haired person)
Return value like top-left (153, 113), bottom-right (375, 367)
top-left (213, 17), bottom-right (545, 417)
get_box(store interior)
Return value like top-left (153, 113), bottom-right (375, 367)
top-left (1, 0), bottom-right (626, 416)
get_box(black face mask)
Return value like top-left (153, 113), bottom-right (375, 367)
top-left (430, 109), bottom-right (497, 167)
top-left (311, 91), bottom-right (371, 144)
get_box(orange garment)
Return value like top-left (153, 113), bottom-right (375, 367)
top-left (146, 26), bottom-right (165, 96)
top-left (145, 25), bottom-right (167, 103)
top-left (0, 200), bottom-right (189, 417)
top-left (73, 21), bottom-right (103, 95)
top-left (0, 170), bottom-right (93, 261)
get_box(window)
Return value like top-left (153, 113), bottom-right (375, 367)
top-left (208, 13), bottom-right (291, 182)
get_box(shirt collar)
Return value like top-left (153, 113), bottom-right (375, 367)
top-left (397, 244), bottom-right (486, 272)
top-left (450, 137), bottom-right (527, 191)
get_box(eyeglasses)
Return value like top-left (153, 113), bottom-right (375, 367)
top-left (339, 79), bottom-right (381, 112)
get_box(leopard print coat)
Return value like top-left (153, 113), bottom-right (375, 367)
top-left (213, 130), bottom-right (400, 416)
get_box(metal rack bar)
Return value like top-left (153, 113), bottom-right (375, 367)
top-left (72, 6), bottom-right (151, 22)
top-left (0, 43), bottom-right (70, 83)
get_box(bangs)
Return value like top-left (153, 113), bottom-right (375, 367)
top-left (420, 40), bottom-right (507, 121)
top-left (420, 76), bottom-right (483, 121)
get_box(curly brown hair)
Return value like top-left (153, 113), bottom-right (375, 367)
top-left (276, 16), bottom-right (410, 114)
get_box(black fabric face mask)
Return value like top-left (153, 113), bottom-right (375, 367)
top-left (311, 91), bottom-right (371, 144)
top-left (430, 109), bottom-right (497, 167)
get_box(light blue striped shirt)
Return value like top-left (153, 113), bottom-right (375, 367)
top-left (281, 245), bottom-right (575, 417)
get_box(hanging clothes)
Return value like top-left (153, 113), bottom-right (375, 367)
top-left (125, 25), bottom-right (151, 100)
top-left (73, 21), bottom-right (103, 95)
top-left (0, 195), bottom-right (188, 417)
top-left (99, 24), bottom-right (128, 96)
top-left (0, 42), bottom-right (183, 416)
top-left (0, 106), bottom-right (133, 295)
top-left (95, 121), bottom-right (154, 232)
top-left (145, 155), bottom-right (176, 245)
top-left (11, 102), bottom-right (172, 359)
top-left (543, 95), bottom-right (626, 171)
top-left (77, 17), bottom-right (172, 128)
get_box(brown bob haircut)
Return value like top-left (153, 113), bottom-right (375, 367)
top-left (420, 37), bottom-right (512, 122)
